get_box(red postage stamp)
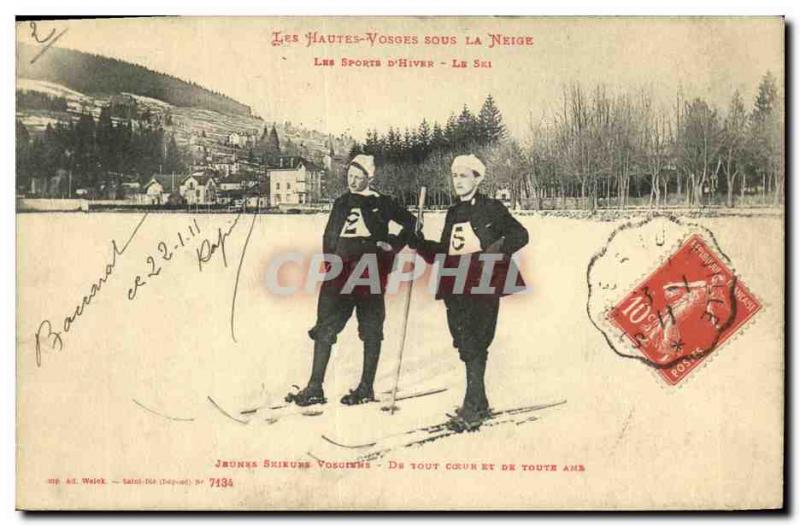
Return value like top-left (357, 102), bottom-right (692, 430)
top-left (608, 234), bottom-right (762, 385)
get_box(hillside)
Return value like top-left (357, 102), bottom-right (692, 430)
top-left (16, 45), bottom-right (356, 188)
top-left (17, 43), bottom-right (252, 117)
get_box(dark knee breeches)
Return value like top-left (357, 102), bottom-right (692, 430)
top-left (308, 285), bottom-right (386, 345)
top-left (443, 295), bottom-right (500, 362)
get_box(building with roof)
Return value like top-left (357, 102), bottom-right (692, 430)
top-left (179, 174), bottom-right (217, 205)
top-left (267, 156), bottom-right (322, 207)
top-left (143, 173), bottom-right (181, 205)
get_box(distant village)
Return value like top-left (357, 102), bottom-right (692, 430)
top-left (135, 150), bottom-right (329, 212)
top-left (16, 82), bottom-right (354, 213)
top-left (19, 127), bottom-right (341, 212)
top-left (110, 130), bottom-right (337, 212)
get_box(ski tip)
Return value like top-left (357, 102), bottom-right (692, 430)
top-left (380, 405), bottom-right (399, 413)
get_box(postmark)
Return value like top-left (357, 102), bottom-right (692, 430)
top-left (606, 232), bottom-right (761, 385)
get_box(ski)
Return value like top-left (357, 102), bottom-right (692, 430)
top-left (315, 399), bottom-right (567, 461)
top-left (223, 386), bottom-right (449, 426)
top-left (208, 395), bottom-right (325, 424)
top-left (207, 395), bottom-right (249, 424)
top-left (263, 406), bottom-right (326, 424)
top-left (240, 386), bottom-right (447, 416)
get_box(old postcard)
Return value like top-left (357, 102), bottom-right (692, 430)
top-left (15, 16), bottom-right (784, 510)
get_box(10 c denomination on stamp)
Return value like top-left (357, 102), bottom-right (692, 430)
top-left (608, 234), bottom-right (762, 385)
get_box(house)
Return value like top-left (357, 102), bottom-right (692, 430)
top-left (121, 181), bottom-right (141, 192)
top-left (227, 131), bottom-right (258, 149)
top-left (109, 94), bottom-right (137, 119)
top-left (237, 159), bottom-right (264, 179)
top-left (216, 189), bottom-right (246, 207)
top-left (27, 171), bottom-right (68, 198)
top-left (227, 132), bottom-right (242, 147)
top-left (227, 132), bottom-right (253, 148)
top-left (48, 169), bottom-right (70, 197)
top-left (218, 174), bottom-right (258, 192)
top-left (495, 188), bottom-right (512, 202)
top-left (143, 174), bottom-right (180, 205)
top-left (179, 174), bottom-right (217, 205)
top-left (267, 156), bottom-right (323, 207)
top-left (246, 194), bottom-right (270, 209)
top-left (210, 153), bottom-right (240, 177)
top-left (119, 181), bottom-right (144, 202)
top-left (245, 180), bottom-right (270, 210)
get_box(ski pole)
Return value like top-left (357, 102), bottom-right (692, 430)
top-left (383, 186), bottom-right (426, 415)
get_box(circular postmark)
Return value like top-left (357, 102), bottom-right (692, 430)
top-left (586, 214), bottom-right (762, 386)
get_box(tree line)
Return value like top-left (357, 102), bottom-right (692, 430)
top-left (16, 106), bottom-right (187, 198)
top-left (344, 94), bottom-right (507, 206)
top-left (17, 72), bottom-right (783, 209)
top-left (344, 73), bottom-right (783, 210)
top-left (524, 71), bottom-right (783, 210)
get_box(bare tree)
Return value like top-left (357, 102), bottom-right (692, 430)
top-left (721, 91), bottom-right (748, 207)
top-left (640, 94), bottom-right (672, 209)
top-left (675, 98), bottom-right (723, 207)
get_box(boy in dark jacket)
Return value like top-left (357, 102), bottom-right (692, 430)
top-left (286, 154), bottom-right (418, 407)
top-left (412, 154), bottom-right (529, 431)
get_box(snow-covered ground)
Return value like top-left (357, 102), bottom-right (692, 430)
top-left (16, 211), bottom-right (784, 509)
top-left (16, 78), bottom-right (90, 101)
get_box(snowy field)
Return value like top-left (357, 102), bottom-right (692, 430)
top-left (16, 211), bottom-right (784, 509)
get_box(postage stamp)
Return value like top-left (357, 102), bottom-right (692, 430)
top-left (607, 233), bottom-right (762, 386)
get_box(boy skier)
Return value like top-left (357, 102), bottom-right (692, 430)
top-left (286, 154), bottom-right (418, 407)
top-left (411, 154), bottom-right (529, 431)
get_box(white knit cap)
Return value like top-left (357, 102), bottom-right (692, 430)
top-left (349, 154), bottom-right (376, 179)
top-left (451, 154), bottom-right (486, 181)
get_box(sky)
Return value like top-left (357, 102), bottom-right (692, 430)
top-left (16, 16), bottom-right (784, 142)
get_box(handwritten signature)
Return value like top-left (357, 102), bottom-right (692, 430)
top-left (34, 214), bottom-right (149, 367)
top-left (196, 215), bottom-right (240, 272)
top-left (193, 212), bottom-right (259, 342)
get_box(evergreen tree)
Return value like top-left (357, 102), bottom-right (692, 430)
top-left (348, 142), bottom-right (364, 158)
top-left (431, 122), bottom-right (446, 151)
top-left (16, 120), bottom-right (31, 193)
top-left (749, 71), bottom-right (783, 203)
top-left (452, 105), bottom-right (479, 152)
top-left (417, 119), bottom-right (431, 149)
top-left (753, 71), bottom-right (778, 120)
top-left (97, 105), bottom-right (117, 174)
top-left (267, 124), bottom-right (281, 157)
top-left (402, 128), bottom-right (414, 157)
top-left (385, 127), bottom-right (401, 162)
top-left (164, 134), bottom-right (185, 173)
top-left (444, 113), bottom-right (458, 148)
top-left (478, 94), bottom-right (506, 144)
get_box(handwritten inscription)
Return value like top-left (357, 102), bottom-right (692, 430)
top-left (27, 20), bottom-right (69, 64)
top-left (196, 215), bottom-right (240, 272)
top-left (34, 214), bottom-right (148, 367)
top-left (127, 218), bottom-right (201, 301)
top-left (33, 213), bottom-right (260, 366)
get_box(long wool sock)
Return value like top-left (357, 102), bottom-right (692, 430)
top-left (359, 340), bottom-right (381, 390)
top-left (308, 340), bottom-right (332, 388)
top-left (464, 353), bottom-right (488, 409)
